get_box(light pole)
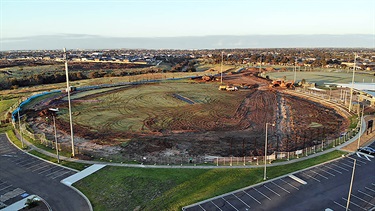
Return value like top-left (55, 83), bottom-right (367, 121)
top-left (17, 109), bottom-right (24, 148)
top-left (220, 51), bottom-right (223, 84)
top-left (357, 104), bottom-right (364, 149)
top-left (264, 122), bottom-right (275, 180)
top-left (64, 48), bottom-right (75, 157)
top-left (49, 108), bottom-right (60, 163)
top-left (345, 156), bottom-right (356, 211)
top-left (349, 53), bottom-right (357, 112)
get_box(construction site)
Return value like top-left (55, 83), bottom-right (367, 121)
top-left (21, 68), bottom-right (349, 164)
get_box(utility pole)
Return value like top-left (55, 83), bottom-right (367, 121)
top-left (64, 48), bottom-right (75, 157)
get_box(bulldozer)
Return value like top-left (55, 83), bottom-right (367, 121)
top-left (269, 79), bottom-right (294, 89)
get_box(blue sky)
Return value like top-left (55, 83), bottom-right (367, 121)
top-left (1, 0), bottom-right (374, 38)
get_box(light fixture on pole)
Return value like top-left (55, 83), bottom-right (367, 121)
top-left (49, 108), bottom-right (60, 163)
top-left (64, 48), bottom-right (75, 157)
top-left (220, 51), bottom-right (223, 84)
top-left (348, 53), bottom-right (357, 112)
top-left (357, 104), bottom-right (364, 149)
top-left (17, 109), bottom-right (24, 148)
top-left (264, 122), bottom-right (275, 180)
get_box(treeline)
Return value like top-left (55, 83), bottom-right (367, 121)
top-left (1, 72), bottom-right (87, 90)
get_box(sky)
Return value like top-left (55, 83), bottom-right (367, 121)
top-left (1, 0), bottom-right (374, 49)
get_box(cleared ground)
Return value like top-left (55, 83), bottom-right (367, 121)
top-left (24, 70), bottom-right (348, 163)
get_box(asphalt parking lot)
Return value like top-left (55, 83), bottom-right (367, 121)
top-left (0, 134), bottom-right (90, 210)
top-left (184, 152), bottom-right (375, 211)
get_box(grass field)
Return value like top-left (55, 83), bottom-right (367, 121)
top-left (0, 98), bottom-right (18, 120)
top-left (74, 150), bottom-right (346, 211)
top-left (267, 71), bottom-right (375, 86)
top-left (63, 82), bottom-right (246, 135)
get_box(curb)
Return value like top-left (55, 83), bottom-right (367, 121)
top-left (4, 132), bottom-right (93, 211)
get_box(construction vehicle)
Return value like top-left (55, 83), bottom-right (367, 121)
top-left (218, 85), bottom-right (238, 91)
top-left (269, 79), bottom-right (294, 89)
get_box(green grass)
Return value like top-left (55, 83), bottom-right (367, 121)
top-left (74, 150), bottom-right (346, 211)
top-left (0, 98), bottom-right (18, 118)
top-left (20, 132), bottom-right (72, 158)
top-left (6, 129), bottom-right (28, 150)
top-left (266, 71), bottom-right (375, 86)
top-left (62, 82), bottom-right (246, 135)
top-left (28, 150), bottom-right (89, 171)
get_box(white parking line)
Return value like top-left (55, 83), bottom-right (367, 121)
top-left (26, 162), bottom-right (45, 170)
top-left (358, 190), bottom-right (374, 198)
top-left (233, 193), bottom-right (251, 208)
top-left (0, 149), bottom-right (13, 154)
top-left (289, 174), bottom-right (307, 185)
top-left (264, 185), bottom-right (281, 196)
top-left (38, 166), bottom-right (59, 174)
top-left (365, 187), bottom-right (375, 193)
top-left (343, 159), bottom-right (362, 167)
top-left (364, 155), bottom-right (371, 161)
top-left (334, 201), bottom-right (349, 210)
top-left (271, 181), bottom-right (290, 193)
top-left (301, 172), bottom-right (320, 182)
top-left (372, 183), bottom-right (375, 186)
top-left (253, 187), bottom-right (271, 200)
top-left (0, 185), bottom-right (12, 191)
top-left (198, 204), bottom-right (206, 211)
top-left (351, 194), bottom-right (375, 206)
top-left (210, 201), bottom-right (222, 211)
top-left (221, 197), bottom-right (239, 211)
top-left (352, 157), bottom-right (366, 164)
top-left (52, 170), bottom-right (72, 179)
top-left (45, 168), bottom-right (65, 177)
top-left (319, 168), bottom-right (335, 177)
top-left (31, 163), bottom-right (51, 172)
top-left (280, 178), bottom-right (299, 190)
top-left (355, 155), bottom-right (371, 162)
top-left (341, 197), bottom-right (367, 210)
top-left (15, 159), bottom-right (31, 165)
top-left (309, 169), bottom-right (329, 179)
top-left (22, 160), bottom-right (40, 167)
top-left (356, 152), bottom-right (361, 158)
top-left (339, 162), bottom-right (355, 169)
top-left (331, 163), bottom-right (350, 171)
top-left (324, 165), bottom-right (342, 174)
top-left (242, 191), bottom-right (261, 204)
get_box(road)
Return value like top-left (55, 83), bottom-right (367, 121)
top-left (0, 133), bottom-right (90, 211)
top-left (184, 150), bottom-right (375, 211)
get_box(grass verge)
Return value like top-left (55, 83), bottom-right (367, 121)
top-left (6, 129), bottom-right (28, 150)
top-left (74, 150), bottom-right (346, 211)
top-left (28, 150), bottom-right (89, 171)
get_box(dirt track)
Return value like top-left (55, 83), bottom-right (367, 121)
top-left (26, 70), bottom-right (349, 163)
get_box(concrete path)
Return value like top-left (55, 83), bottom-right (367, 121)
top-left (61, 164), bottom-right (106, 186)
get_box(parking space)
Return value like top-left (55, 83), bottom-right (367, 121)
top-left (183, 153), bottom-right (375, 211)
top-left (0, 139), bottom-right (77, 182)
top-left (0, 134), bottom-right (82, 210)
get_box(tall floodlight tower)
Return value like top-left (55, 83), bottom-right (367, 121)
top-left (293, 58), bottom-right (297, 83)
top-left (64, 48), bottom-right (75, 157)
top-left (348, 53), bottom-right (357, 112)
top-left (220, 51), bottom-right (223, 84)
